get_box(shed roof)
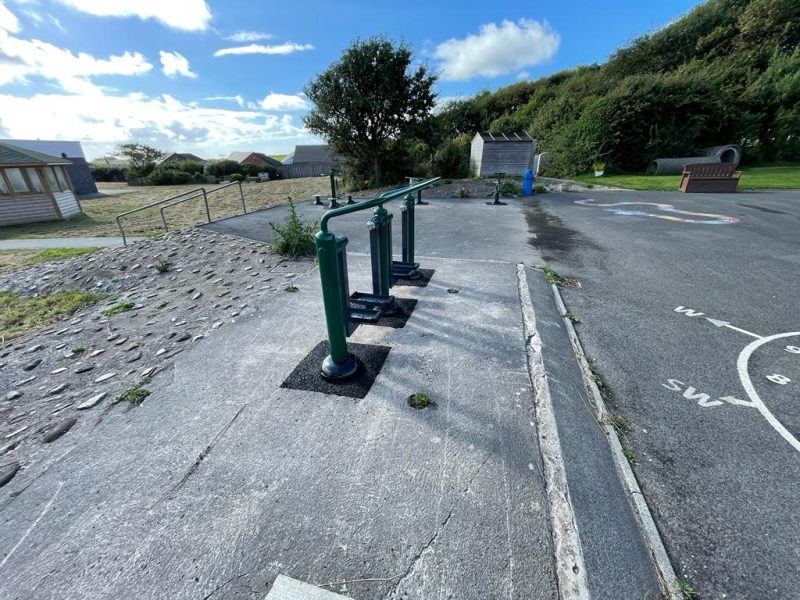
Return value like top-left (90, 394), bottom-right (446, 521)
top-left (476, 132), bottom-right (533, 143)
top-left (0, 142), bottom-right (72, 166)
top-left (157, 152), bottom-right (206, 164)
top-left (292, 145), bottom-right (336, 163)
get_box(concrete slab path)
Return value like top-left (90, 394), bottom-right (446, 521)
top-left (0, 196), bottom-right (664, 599)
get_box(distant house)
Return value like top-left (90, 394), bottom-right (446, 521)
top-left (0, 142), bottom-right (82, 226)
top-left (469, 132), bottom-right (537, 177)
top-left (157, 152), bottom-right (206, 166)
top-left (226, 151), bottom-right (282, 168)
top-left (92, 156), bottom-right (131, 168)
top-left (0, 139), bottom-right (97, 194)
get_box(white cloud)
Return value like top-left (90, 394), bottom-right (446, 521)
top-left (214, 42), bottom-right (314, 57)
top-left (0, 90), bottom-right (316, 158)
top-left (206, 95), bottom-right (245, 107)
top-left (0, 25), bottom-right (152, 94)
top-left (434, 18), bottom-right (559, 81)
top-left (225, 31), bottom-right (271, 43)
top-left (260, 92), bottom-right (309, 112)
top-left (0, 1), bottom-right (20, 33)
top-left (56, 0), bottom-right (212, 31)
top-left (159, 50), bottom-right (197, 78)
top-left (516, 71), bottom-right (530, 80)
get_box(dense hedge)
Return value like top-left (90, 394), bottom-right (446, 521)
top-left (90, 165), bottom-right (126, 182)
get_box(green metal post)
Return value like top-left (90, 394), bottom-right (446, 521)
top-left (402, 192), bottom-right (415, 264)
top-left (329, 171), bottom-right (337, 199)
top-left (374, 205), bottom-right (392, 296)
top-left (315, 231), bottom-right (357, 380)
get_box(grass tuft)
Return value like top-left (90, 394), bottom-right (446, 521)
top-left (677, 577), bottom-right (696, 599)
top-left (154, 259), bottom-right (171, 273)
top-left (112, 382), bottom-right (151, 407)
top-left (102, 300), bottom-right (135, 317)
top-left (0, 290), bottom-right (105, 339)
top-left (408, 392), bottom-right (433, 409)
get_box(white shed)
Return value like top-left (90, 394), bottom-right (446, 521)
top-left (469, 132), bottom-right (537, 177)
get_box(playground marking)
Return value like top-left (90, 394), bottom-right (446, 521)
top-left (575, 199), bottom-right (739, 224)
top-left (672, 305), bottom-right (800, 453)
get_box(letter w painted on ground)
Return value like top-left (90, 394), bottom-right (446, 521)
top-left (674, 306), bottom-right (704, 317)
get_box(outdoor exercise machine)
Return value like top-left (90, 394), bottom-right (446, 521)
top-left (405, 176), bottom-right (429, 205)
top-left (315, 176), bottom-right (440, 380)
top-left (487, 172), bottom-right (507, 205)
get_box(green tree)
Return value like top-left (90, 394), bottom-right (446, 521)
top-left (115, 143), bottom-right (164, 170)
top-left (303, 37), bottom-right (437, 185)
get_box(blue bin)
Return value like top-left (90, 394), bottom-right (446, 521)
top-left (522, 169), bottom-right (534, 195)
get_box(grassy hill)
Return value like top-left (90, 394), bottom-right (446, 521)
top-left (427, 0), bottom-right (800, 178)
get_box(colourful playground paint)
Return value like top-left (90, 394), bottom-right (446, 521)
top-left (574, 199), bottom-right (740, 224)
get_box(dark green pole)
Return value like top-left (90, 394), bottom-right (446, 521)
top-left (329, 171), bottom-right (337, 199)
top-left (402, 192), bottom-right (415, 264)
top-left (316, 231), bottom-right (357, 380)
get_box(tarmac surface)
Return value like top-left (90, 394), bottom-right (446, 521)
top-left (533, 189), bottom-right (800, 600)
top-left (1, 195), bottom-right (662, 599)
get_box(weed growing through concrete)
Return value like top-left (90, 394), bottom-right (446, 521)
top-left (622, 447), bottom-right (636, 465)
top-left (678, 578), bottom-right (696, 599)
top-left (533, 184), bottom-right (547, 194)
top-left (154, 259), bottom-right (171, 273)
top-left (542, 266), bottom-right (564, 287)
top-left (407, 392), bottom-right (433, 409)
top-left (69, 347), bottom-right (85, 356)
top-left (112, 381), bottom-right (151, 407)
top-left (102, 301), bottom-right (135, 317)
top-left (269, 199), bottom-right (318, 258)
top-left (565, 311), bottom-right (581, 324)
top-left (607, 413), bottom-right (630, 433)
top-left (447, 288), bottom-right (459, 294)
top-left (284, 284), bottom-right (299, 292)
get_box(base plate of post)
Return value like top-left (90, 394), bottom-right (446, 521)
top-left (486, 199), bottom-right (507, 205)
top-left (391, 260), bottom-right (420, 280)
top-left (281, 341), bottom-right (391, 399)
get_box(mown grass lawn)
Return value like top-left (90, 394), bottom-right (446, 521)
top-left (0, 247), bottom-right (100, 276)
top-left (0, 177), bottom-right (331, 241)
top-left (575, 162), bottom-right (800, 191)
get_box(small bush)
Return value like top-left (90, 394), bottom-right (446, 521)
top-left (501, 181), bottom-right (521, 196)
top-left (90, 165), bottom-right (125, 182)
top-left (207, 159), bottom-right (241, 178)
top-left (175, 160), bottom-right (204, 174)
top-left (268, 199), bottom-right (318, 258)
top-left (229, 173), bottom-right (244, 182)
top-left (154, 259), bottom-right (170, 273)
top-left (533, 184), bottom-right (547, 194)
top-left (149, 168), bottom-right (193, 185)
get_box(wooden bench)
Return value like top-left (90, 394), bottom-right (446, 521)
top-left (679, 163), bottom-right (741, 193)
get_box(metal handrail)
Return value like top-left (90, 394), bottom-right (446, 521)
top-left (159, 181), bottom-right (247, 231)
top-left (320, 176), bottom-right (440, 233)
top-left (116, 187), bottom-right (207, 246)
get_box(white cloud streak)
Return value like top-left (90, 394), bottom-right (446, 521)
top-left (225, 31), bottom-right (271, 42)
top-left (434, 18), bottom-right (559, 81)
top-left (205, 95), bottom-right (245, 107)
top-left (0, 91), bottom-right (314, 158)
top-left (0, 1), bottom-right (20, 33)
top-left (159, 50), bottom-right (197, 79)
top-left (214, 42), bottom-right (314, 57)
top-left (56, 0), bottom-right (212, 31)
top-left (0, 24), bottom-right (152, 94)
top-left (260, 92), bottom-right (309, 112)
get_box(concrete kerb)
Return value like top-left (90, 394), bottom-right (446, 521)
top-left (549, 283), bottom-right (684, 600)
top-left (516, 265), bottom-right (590, 600)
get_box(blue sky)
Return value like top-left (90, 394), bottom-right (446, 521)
top-left (0, 0), bottom-right (703, 159)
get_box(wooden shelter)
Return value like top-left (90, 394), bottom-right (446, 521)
top-left (0, 142), bottom-right (81, 226)
top-left (469, 132), bottom-right (537, 177)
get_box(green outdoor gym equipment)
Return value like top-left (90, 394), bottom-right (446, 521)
top-left (315, 176), bottom-right (440, 380)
